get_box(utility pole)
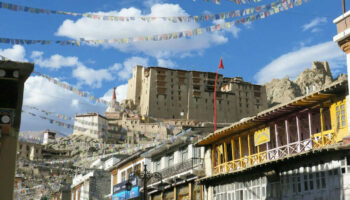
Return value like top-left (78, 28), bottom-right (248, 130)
top-left (0, 60), bottom-right (33, 200)
top-left (140, 164), bottom-right (163, 200)
top-left (343, 0), bottom-right (346, 13)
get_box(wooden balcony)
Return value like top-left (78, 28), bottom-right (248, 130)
top-left (213, 130), bottom-right (338, 175)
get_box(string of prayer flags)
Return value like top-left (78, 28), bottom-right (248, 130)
top-left (0, 0), bottom-right (310, 47)
top-left (23, 105), bottom-right (108, 128)
top-left (22, 110), bottom-right (107, 135)
top-left (0, 0), bottom-right (282, 23)
top-left (203, 0), bottom-right (263, 5)
top-left (33, 141), bottom-right (161, 165)
top-left (31, 71), bottom-right (110, 106)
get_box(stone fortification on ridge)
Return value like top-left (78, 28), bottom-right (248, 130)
top-left (264, 61), bottom-right (347, 107)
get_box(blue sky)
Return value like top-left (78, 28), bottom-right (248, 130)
top-left (0, 0), bottom-right (347, 134)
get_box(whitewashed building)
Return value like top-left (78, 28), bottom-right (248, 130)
top-left (142, 128), bottom-right (211, 200)
top-left (71, 170), bottom-right (110, 200)
top-left (108, 150), bottom-right (151, 200)
top-left (73, 113), bottom-right (108, 139)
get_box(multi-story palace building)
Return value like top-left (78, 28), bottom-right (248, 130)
top-left (126, 66), bottom-right (267, 123)
top-left (196, 80), bottom-right (350, 200)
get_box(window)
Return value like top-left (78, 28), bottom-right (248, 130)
top-left (127, 167), bottom-right (133, 180)
top-left (226, 142), bottom-right (232, 162)
top-left (181, 147), bottom-right (188, 162)
top-left (321, 171), bottom-right (326, 188)
top-left (121, 171), bottom-right (126, 182)
top-left (193, 147), bottom-right (201, 164)
top-left (168, 154), bottom-right (174, 167)
top-left (134, 164), bottom-right (141, 176)
top-left (154, 159), bottom-right (161, 172)
top-left (336, 104), bottom-right (346, 128)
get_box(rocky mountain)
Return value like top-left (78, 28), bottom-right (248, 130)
top-left (264, 61), bottom-right (347, 107)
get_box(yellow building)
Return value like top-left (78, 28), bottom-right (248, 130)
top-left (197, 80), bottom-right (350, 200)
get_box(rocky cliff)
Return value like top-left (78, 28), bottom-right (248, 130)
top-left (264, 61), bottom-right (347, 107)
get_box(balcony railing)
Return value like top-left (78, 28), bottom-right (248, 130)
top-left (149, 158), bottom-right (203, 184)
top-left (213, 130), bottom-right (338, 175)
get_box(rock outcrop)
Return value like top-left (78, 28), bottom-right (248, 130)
top-left (294, 61), bottom-right (333, 95)
top-left (264, 61), bottom-right (343, 107)
top-left (264, 77), bottom-right (301, 107)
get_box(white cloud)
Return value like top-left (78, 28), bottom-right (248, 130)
top-left (30, 51), bottom-right (79, 69)
top-left (55, 4), bottom-right (229, 58)
top-left (72, 64), bottom-right (114, 88)
top-left (102, 84), bottom-right (128, 103)
top-left (302, 17), bottom-right (327, 31)
top-left (255, 41), bottom-right (346, 84)
top-left (144, 0), bottom-right (164, 7)
top-left (28, 51), bottom-right (116, 88)
top-left (116, 84), bottom-right (128, 102)
top-left (213, 19), bottom-right (241, 39)
top-left (157, 58), bottom-right (177, 68)
top-left (21, 76), bottom-right (106, 133)
top-left (71, 99), bottom-right (79, 108)
top-left (117, 56), bottom-right (149, 80)
top-left (0, 45), bottom-right (27, 62)
top-left (109, 63), bottom-right (123, 71)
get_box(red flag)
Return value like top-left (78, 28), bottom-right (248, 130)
top-left (219, 57), bottom-right (224, 69)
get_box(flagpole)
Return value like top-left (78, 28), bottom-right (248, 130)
top-left (214, 66), bottom-right (220, 131)
top-left (214, 57), bottom-right (224, 131)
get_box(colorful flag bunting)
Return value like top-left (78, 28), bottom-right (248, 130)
top-left (0, 0), bottom-right (309, 47)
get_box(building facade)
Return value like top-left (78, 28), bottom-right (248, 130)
top-left (71, 170), bottom-right (110, 200)
top-left (126, 66), bottom-right (267, 123)
top-left (109, 150), bottom-right (151, 200)
top-left (17, 141), bottom-right (43, 160)
top-left (73, 113), bottom-right (108, 139)
top-left (142, 128), bottom-right (210, 200)
top-left (196, 80), bottom-right (350, 200)
top-left (43, 130), bottom-right (57, 145)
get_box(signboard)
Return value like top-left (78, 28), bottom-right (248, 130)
top-left (112, 177), bottom-right (139, 200)
top-left (112, 186), bottom-right (139, 200)
top-left (254, 127), bottom-right (270, 146)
